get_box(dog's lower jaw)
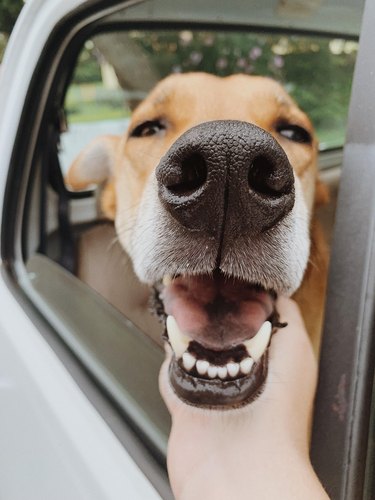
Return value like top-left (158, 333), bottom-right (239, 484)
top-left (151, 277), bottom-right (285, 409)
top-left (169, 351), bottom-right (268, 409)
top-left (164, 316), bottom-right (285, 409)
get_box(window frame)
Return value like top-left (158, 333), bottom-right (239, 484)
top-left (311, 0), bottom-right (375, 498)
top-left (0, 1), bottom-right (174, 498)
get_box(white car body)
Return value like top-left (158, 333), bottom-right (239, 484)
top-left (0, 1), bottom-right (160, 498)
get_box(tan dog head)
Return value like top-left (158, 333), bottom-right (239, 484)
top-left (68, 73), bottom-right (326, 408)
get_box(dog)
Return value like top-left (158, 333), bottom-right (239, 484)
top-left (67, 72), bottom-right (329, 408)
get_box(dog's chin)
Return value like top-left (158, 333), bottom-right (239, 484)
top-left (152, 271), bottom-right (286, 409)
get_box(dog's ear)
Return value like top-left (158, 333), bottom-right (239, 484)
top-left (66, 135), bottom-right (120, 220)
top-left (314, 178), bottom-right (330, 207)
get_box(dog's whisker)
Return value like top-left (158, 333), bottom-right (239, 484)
top-left (115, 216), bottom-right (138, 235)
top-left (114, 202), bottom-right (141, 219)
top-left (115, 216), bottom-right (137, 231)
top-left (107, 236), bottom-right (120, 252)
top-left (307, 253), bottom-right (326, 272)
top-left (114, 209), bottom-right (139, 232)
top-left (65, 72), bottom-right (328, 410)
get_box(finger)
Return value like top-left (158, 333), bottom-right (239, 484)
top-left (159, 343), bottom-right (185, 415)
top-left (268, 296), bottom-right (317, 389)
top-left (260, 296), bottom-right (318, 438)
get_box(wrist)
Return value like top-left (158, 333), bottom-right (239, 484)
top-left (170, 398), bottom-right (311, 457)
top-left (173, 444), bottom-right (325, 500)
top-left (168, 411), bottom-right (313, 499)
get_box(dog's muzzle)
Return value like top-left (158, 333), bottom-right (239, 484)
top-left (156, 120), bottom-right (295, 243)
top-left (149, 120), bottom-right (299, 408)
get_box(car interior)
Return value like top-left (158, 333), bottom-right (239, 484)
top-left (5, 0), bottom-right (375, 498)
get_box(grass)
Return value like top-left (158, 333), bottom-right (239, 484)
top-left (65, 82), bottom-right (346, 149)
top-left (65, 82), bottom-right (130, 123)
top-left (316, 125), bottom-right (346, 150)
top-left (66, 103), bottom-right (129, 123)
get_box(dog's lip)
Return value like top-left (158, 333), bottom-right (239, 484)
top-left (159, 272), bottom-right (275, 351)
top-left (169, 352), bottom-right (268, 409)
top-left (162, 303), bottom-right (283, 408)
top-left (152, 271), bottom-right (284, 408)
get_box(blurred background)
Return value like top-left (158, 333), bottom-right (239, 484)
top-left (0, 0), bottom-right (23, 59)
top-left (1, 0), bottom-right (358, 166)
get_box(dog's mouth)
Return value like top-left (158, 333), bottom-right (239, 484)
top-left (153, 270), bottom-right (285, 409)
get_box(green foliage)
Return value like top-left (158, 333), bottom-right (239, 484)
top-left (0, 31), bottom-right (6, 60)
top-left (71, 43), bottom-right (102, 84)
top-left (0, 0), bottom-right (23, 61)
top-left (127, 30), bottom-right (357, 147)
top-left (0, 0), bottom-right (23, 34)
top-left (65, 83), bottom-right (129, 123)
top-left (66, 29), bottom-right (357, 146)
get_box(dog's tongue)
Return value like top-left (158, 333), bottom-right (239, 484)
top-left (161, 273), bottom-right (274, 350)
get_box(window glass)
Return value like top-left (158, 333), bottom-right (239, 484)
top-left (32, 26), bottom-right (358, 462)
top-left (60, 29), bottom-right (358, 174)
top-left (122, 30), bottom-right (357, 150)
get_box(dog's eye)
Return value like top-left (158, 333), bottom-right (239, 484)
top-left (276, 124), bottom-right (312, 144)
top-left (130, 120), bottom-right (166, 138)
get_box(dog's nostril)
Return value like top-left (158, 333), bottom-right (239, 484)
top-left (248, 155), bottom-right (291, 197)
top-left (167, 153), bottom-right (207, 196)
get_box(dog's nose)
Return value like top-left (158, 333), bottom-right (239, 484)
top-left (156, 120), bottom-right (295, 238)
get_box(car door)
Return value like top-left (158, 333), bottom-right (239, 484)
top-left (1, 0), bottom-right (374, 499)
top-left (311, 0), bottom-right (375, 498)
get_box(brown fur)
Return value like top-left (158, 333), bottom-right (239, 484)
top-left (68, 73), bottom-right (328, 353)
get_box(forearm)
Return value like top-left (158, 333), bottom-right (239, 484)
top-left (163, 298), bottom-right (328, 500)
top-left (174, 442), bottom-right (329, 500)
top-left (167, 401), bottom-right (328, 500)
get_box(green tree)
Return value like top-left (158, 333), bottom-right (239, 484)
top-left (0, 0), bottom-right (23, 34)
top-left (124, 30), bottom-right (357, 145)
top-left (0, 0), bottom-right (24, 61)
top-left (72, 44), bottom-right (102, 84)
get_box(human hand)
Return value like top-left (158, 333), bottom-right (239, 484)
top-left (159, 297), bottom-right (328, 499)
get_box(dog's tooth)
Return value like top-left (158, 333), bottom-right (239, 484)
top-left (240, 357), bottom-right (254, 375)
top-left (196, 360), bottom-right (209, 376)
top-left (207, 365), bottom-right (218, 379)
top-left (217, 366), bottom-right (228, 379)
top-left (182, 352), bottom-right (196, 371)
top-left (166, 315), bottom-right (190, 359)
top-left (244, 321), bottom-right (272, 362)
top-left (163, 275), bottom-right (172, 286)
top-left (227, 362), bottom-right (240, 378)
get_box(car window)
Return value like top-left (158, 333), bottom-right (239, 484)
top-left (60, 29), bottom-right (358, 176)
top-left (55, 27), bottom-right (359, 353)
top-left (23, 26), bottom-right (360, 463)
